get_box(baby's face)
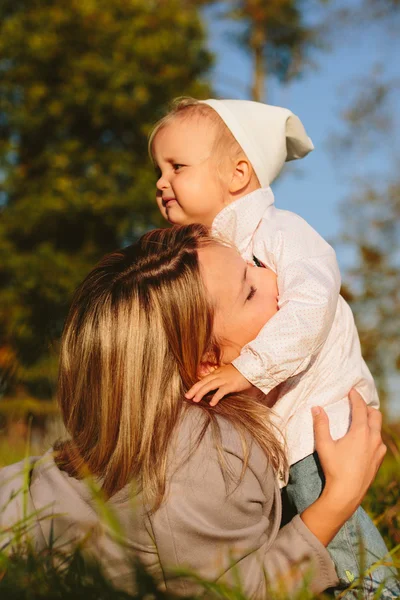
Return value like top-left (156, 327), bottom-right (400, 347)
top-left (152, 118), bottom-right (228, 227)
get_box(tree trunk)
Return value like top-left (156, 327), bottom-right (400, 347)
top-left (250, 22), bottom-right (266, 102)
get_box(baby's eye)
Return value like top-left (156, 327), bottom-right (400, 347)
top-left (246, 286), bottom-right (257, 301)
top-left (173, 164), bottom-right (184, 172)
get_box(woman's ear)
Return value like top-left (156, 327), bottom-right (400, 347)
top-left (198, 360), bottom-right (218, 378)
top-left (198, 344), bottom-right (220, 378)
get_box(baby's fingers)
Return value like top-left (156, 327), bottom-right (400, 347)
top-left (189, 378), bottom-right (223, 403)
top-left (185, 375), bottom-right (217, 399)
top-left (209, 386), bottom-right (230, 407)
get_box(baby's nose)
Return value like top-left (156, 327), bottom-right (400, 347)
top-left (156, 173), bottom-right (170, 190)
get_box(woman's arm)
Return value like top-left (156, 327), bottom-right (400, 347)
top-left (150, 391), bottom-right (385, 598)
top-left (149, 413), bottom-right (337, 598)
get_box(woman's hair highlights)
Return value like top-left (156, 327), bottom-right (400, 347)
top-left (55, 224), bottom-right (286, 510)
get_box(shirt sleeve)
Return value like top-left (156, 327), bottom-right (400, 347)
top-left (149, 421), bottom-right (338, 598)
top-left (232, 207), bottom-right (341, 394)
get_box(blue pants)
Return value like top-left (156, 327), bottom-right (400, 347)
top-left (283, 453), bottom-right (400, 599)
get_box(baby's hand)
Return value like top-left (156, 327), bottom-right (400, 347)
top-left (185, 364), bottom-right (252, 406)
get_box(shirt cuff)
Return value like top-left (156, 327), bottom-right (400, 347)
top-left (289, 514), bottom-right (339, 593)
top-left (232, 353), bottom-right (278, 395)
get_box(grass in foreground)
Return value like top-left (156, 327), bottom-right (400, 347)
top-left (0, 423), bottom-right (399, 599)
top-left (0, 540), bottom-right (399, 600)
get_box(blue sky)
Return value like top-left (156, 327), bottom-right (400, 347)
top-left (204, 2), bottom-right (400, 418)
top-left (204, 2), bottom-right (398, 259)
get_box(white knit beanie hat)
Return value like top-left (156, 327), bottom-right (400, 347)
top-left (201, 99), bottom-right (314, 188)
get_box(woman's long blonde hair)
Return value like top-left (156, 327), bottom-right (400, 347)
top-left (56, 224), bottom-right (286, 510)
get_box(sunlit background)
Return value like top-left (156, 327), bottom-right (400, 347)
top-left (0, 0), bottom-right (399, 476)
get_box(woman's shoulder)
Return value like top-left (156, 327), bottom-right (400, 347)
top-left (0, 456), bottom-right (39, 507)
top-left (149, 407), bottom-right (282, 596)
top-left (175, 406), bottom-right (275, 490)
top-left (0, 452), bottom-right (97, 542)
top-left (0, 456), bottom-right (45, 545)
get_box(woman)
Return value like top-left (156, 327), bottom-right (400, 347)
top-left (0, 224), bottom-right (387, 597)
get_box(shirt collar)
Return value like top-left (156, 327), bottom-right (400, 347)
top-left (211, 187), bottom-right (275, 253)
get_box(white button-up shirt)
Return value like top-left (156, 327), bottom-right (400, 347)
top-left (212, 188), bottom-right (379, 474)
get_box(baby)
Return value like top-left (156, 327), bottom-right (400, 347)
top-left (149, 97), bottom-right (399, 598)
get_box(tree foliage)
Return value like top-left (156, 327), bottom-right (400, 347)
top-left (0, 0), bottom-right (212, 400)
top-left (340, 180), bottom-right (400, 408)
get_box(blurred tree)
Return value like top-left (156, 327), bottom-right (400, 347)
top-left (334, 0), bottom-right (400, 411)
top-left (340, 180), bottom-right (400, 409)
top-left (0, 0), bottom-right (212, 401)
top-left (217, 0), bottom-right (324, 101)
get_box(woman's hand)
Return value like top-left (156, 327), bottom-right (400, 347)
top-left (314, 389), bottom-right (386, 507)
top-left (300, 389), bottom-right (386, 546)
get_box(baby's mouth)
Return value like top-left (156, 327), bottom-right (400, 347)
top-left (162, 197), bottom-right (177, 208)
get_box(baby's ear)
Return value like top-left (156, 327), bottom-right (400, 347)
top-left (229, 158), bottom-right (253, 194)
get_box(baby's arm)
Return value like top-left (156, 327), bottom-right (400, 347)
top-left (233, 206), bottom-right (341, 395)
